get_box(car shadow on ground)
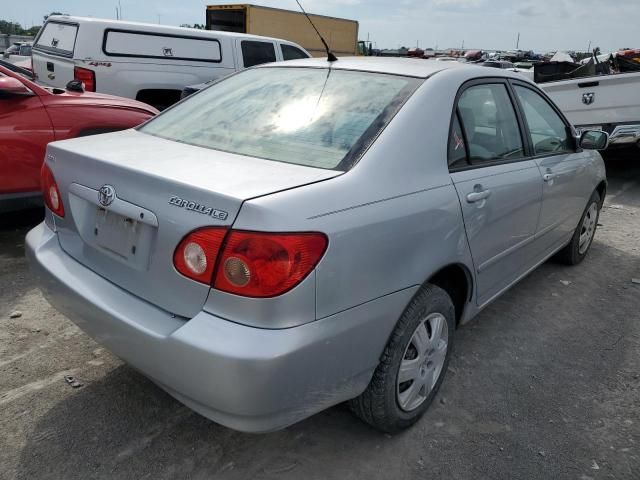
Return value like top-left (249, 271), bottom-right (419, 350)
top-left (14, 363), bottom-right (388, 480)
top-left (14, 238), bottom-right (639, 480)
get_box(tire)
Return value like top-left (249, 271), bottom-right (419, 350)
top-left (349, 284), bottom-right (455, 433)
top-left (556, 191), bottom-right (601, 265)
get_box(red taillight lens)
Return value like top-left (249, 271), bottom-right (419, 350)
top-left (40, 163), bottom-right (65, 217)
top-left (213, 231), bottom-right (328, 298)
top-left (73, 67), bottom-right (95, 92)
top-left (173, 228), bottom-right (227, 284)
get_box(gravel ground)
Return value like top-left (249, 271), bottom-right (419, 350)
top-left (1, 150), bottom-right (638, 480)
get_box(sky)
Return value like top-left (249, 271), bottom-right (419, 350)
top-left (4, 0), bottom-right (639, 53)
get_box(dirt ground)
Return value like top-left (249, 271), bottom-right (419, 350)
top-left (1, 150), bottom-right (639, 480)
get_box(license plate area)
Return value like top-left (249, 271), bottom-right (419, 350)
top-left (95, 208), bottom-right (140, 259)
top-left (576, 125), bottom-right (603, 135)
top-left (67, 185), bottom-right (158, 272)
top-left (89, 207), bottom-right (155, 270)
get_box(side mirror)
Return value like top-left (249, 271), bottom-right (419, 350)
top-left (579, 130), bottom-right (609, 150)
top-left (0, 76), bottom-right (33, 97)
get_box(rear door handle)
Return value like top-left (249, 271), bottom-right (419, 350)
top-left (466, 189), bottom-right (492, 203)
top-left (543, 173), bottom-right (556, 182)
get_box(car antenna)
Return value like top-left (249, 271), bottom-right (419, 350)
top-left (295, 0), bottom-right (338, 62)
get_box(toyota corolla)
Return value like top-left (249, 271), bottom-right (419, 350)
top-left (27, 57), bottom-right (608, 433)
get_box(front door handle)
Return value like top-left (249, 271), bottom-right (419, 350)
top-left (466, 189), bottom-right (492, 203)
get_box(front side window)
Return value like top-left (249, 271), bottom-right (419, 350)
top-left (514, 85), bottom-right (573, 155)
top-left (457, 84), bottom-right (524, 164)
top-left (140, 67), bottom-right (421, 170)
top-left (241, 41), bottom-right (276, 68)
top-left (282, 44), bottom-right (308, 61)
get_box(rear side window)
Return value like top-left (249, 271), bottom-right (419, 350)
top-left (457, 84), bottom-right (524, 164)
top-left (448, 113), bottom-right (468, 169)
top-left (140, 67), bottom-right (421, 171)
top-left (34, 21), bottom-right (78, 57)
top-left (103, 30), bottom-right (222, 63)
top-left (241, 41), bottom-right (276, 68)
top-left (513, 85), bottom-right (573, 155)
top-left (282, 44), bottom-right (308, 61)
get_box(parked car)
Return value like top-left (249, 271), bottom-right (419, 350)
top-left (0, 64), bottom-right (157, 213)
top-left (2, 42), bottom-right (32, 60)
top-left (538, 63), bottom-right (640, 149)
top-left (32, 15), bottom-right (310, 110)
top-left (482, 60), bottom-right (516, 69)
top-left (27, 57), bottom-right (608, 434)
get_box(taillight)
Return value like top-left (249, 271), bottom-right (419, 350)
top-left (173, 228), bottom-right (227, 284)
top-left (73, 67), bottom-right (95, 92)
top-left (40, 163), bottom-right (65, 217)
top-left (213, 231), bottom-right (328, 298)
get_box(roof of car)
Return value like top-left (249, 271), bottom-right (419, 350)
top-left (260, 56), bottom-right (495, 79)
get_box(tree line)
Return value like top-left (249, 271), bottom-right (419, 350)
top-left (0, 13), bottom-right (67, 37)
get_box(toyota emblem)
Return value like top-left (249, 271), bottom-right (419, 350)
top-left (98, 185), bottom-right (116, 207)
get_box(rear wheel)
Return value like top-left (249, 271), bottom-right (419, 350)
top-left (349, 284), bottom-right (455, 433)
top-left (556, 191), bottom-right (601, 265)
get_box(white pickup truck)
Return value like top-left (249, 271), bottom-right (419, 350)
top-left (540, 70), bottom-right (640, 148)
top-left (32, 16), bottom-right (310, 110)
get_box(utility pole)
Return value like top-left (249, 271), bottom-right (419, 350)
top-left (516, 32), bottom-right (520, 49)
top-left (587, 40), bottom-right (592, 53)
top-left (118, 0), bottom-right (123, 20)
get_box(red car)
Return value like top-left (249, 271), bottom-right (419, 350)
top-left (0, 63), bottom-right (157, 212)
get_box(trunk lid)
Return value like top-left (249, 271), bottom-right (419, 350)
top-left (48, 129), bottom-right (341, 318)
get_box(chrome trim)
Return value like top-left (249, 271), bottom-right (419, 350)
top-left (608, 124), bottom-right (640, 145)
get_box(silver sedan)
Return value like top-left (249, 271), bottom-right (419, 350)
top-left (27, 57), bottom-right (608, 433)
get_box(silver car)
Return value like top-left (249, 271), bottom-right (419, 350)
top-left (27, 58), bottom-right (608, 433)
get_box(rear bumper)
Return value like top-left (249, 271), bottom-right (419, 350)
top-left (26, 222), bottom-right (416, 432)
top-left (578, 123), bottom-right (640, 146)
top-left (608, 124), bottom-right (640, 146)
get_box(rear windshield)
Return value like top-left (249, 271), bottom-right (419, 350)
top-left (34, 21), bottom-right (78, 57)
top-left (140, 67), bottom-right (421, 170)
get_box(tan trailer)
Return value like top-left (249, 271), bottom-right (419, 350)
top-left (206, 4), bottom-right (359, 57)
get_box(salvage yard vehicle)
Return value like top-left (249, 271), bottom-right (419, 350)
top-left (27, 57), bottom-right (608, 433)
top-left (205, 3), bottom-right (359, 57)
top-left (2, 42), bottom-right (32, 64)
top-left (0, 64), bottom-right (157, 213)
top-left (537, 54), bottom-right (640, 148)
top-left (32, 15), bottom-right (310, 110)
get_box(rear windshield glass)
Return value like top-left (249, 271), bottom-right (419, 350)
top-left (140, 67), bottom-right (421, 170)
top-left (34, 21), bottom-right (78, 57)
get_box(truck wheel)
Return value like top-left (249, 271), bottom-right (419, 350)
top-left (556, 191), bottom-right (601, 265)
top-left (349, 284), bottom-right (455, 433)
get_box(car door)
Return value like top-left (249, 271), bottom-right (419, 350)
top-left (511, 82), bottom-right (590, 253)
top-left (448, 80), bottom-right (544, 306)
top-left (0, 72), bottom-right (54, 196)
